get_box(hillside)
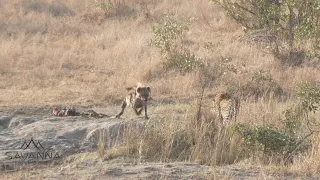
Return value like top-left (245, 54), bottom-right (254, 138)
top-left (2, 0), bottom-right (318, 106)
top-left (0, 0), bottom-right (320, 179)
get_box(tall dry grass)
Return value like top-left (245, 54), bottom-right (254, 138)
top-left (0, 0), bottom-right (320, 177)
top-left (3, 0), bottom-right (317, 106)
top-left (116, 95), bottom-right (320, 176)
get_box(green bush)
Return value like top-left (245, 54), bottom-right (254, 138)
top-left (152, 15), bottom-right (189, 53)
top-left (296, 81), bottom-right (320, 113)
top-left (152, 15), bottom-right (205, 73)
top-left (282, 105), bottom-right (304, 136)
top-left (213, 0), bottom-right (320, 65)
top-left (164, 49), bottom-right (204, 73)
top-left (232, 124), bottom-right (308, 163)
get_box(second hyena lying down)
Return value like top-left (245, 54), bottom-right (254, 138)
top-left (116, 85), bottom-right (151, 119)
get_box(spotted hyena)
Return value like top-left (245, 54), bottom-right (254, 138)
top-left (116, 84), bottom-right (151, 119)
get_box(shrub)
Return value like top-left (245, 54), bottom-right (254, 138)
top-left (213, 0), bottom-right (320, 64)
top-left (152, 15), bottom-right (189, 53)
top-left (282, 105), bottom-right (304, 137)
top-left (232, 82), bottom-right (320, 164)
top-left (296, 81), bottom-right (320, 114)
top-left (232, 124), bottom-right (308, 163)
top-left (152, 15), bottom-right (206, 73)
top-left (164, 49), bottom-right (204, 73)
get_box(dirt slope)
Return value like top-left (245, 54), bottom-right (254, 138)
top-left (0, 106), bottom-right (317, 179)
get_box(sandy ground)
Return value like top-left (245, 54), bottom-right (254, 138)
top-left (0, 106), bottom-right (318, 179)
top-left (0, 161), bottom-right (278, 180)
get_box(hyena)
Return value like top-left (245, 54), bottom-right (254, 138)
top-left (116, 84), bottom-right (151, 119)
top-left (213, 92), bottom-right (240, 125)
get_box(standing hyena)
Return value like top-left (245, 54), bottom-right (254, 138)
top-left (116, 84), bottom-right (151, 119)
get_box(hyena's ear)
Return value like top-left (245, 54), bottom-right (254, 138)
top-left (147, 87), bottom-right (151, 93)
top-left (126, 87), bottom-right (134, 91)
top-left (137, 87), bottom-right (141, 93)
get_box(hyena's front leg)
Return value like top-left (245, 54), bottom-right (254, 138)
top-left (116, 100), bottom-right (127, 118)
top-left (144, 101), bottom-right (149, 119)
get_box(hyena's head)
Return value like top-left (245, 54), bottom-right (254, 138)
top-left (136, 86), bottom-right (151, 101)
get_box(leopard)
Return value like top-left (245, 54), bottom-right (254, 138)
top-left (116, 84), bottom-right (151, 119)
top-left (213, 92), bottom-right (240, 125)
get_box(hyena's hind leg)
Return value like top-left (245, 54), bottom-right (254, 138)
top-left (116, 100), bottom-right (127, 118)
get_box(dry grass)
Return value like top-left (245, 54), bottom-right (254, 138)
top-left (1, 0), bottom-right (318, 106)
top-left (1, 0), bottom-right (320, 178)
top-left (117, 96), bottom-right (320, 176)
